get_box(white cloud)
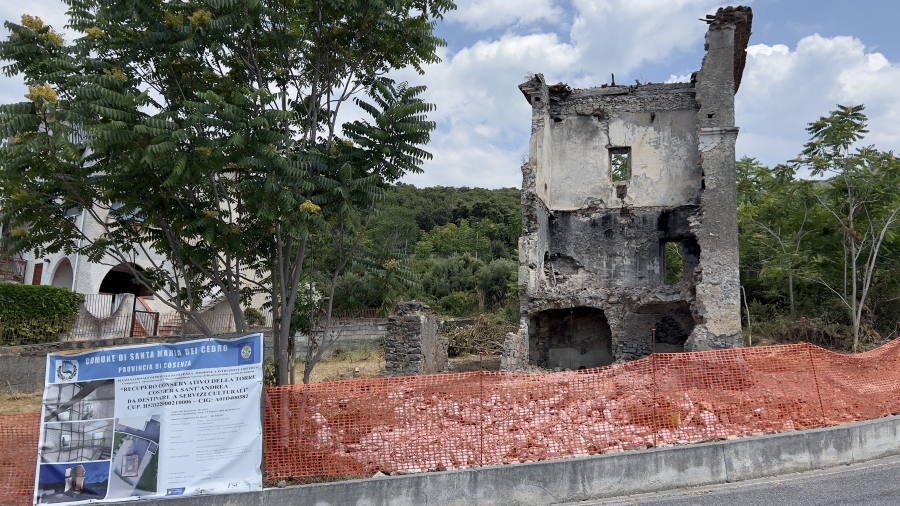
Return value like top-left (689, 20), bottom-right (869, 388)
top-left (736, 34), bottom-right (900, 169)
top-left (666, 73), bottom-right (693, 83)
top-left (569, 0), bottom-right (725, 77)
top-left (403, 126), bottom-right (524, 189)
top-left (7, 0), bottom-right (900, 192)
top-left (447, 0), bottom-right (565, 31)
top-left (396, 33), bottom-right (580, 187)
top-left (402, 0), bottom-right (742, 188)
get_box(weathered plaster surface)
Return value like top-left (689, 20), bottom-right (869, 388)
top-left (504, 6), bottom-right (752, 370)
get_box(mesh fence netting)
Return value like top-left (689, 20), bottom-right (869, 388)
top-left (0, 413), bottom-right (39, 505)
top-left (4, 340), bottom-right (900, 504)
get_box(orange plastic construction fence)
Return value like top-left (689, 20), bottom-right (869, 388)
top-left (0, 413), bottom-right (39, 506)
top-left (263, 341), bottom-right (900, 478)
top-left (4, 340), bottom-right (900, 505)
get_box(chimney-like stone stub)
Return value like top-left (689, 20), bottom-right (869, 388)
top-left (504, 6), bottom-right (751, 371)
top-left (384, 301), bottom-right (449, 376)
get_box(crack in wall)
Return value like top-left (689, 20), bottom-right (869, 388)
top-left (503, 6), bottom-right (751, 370)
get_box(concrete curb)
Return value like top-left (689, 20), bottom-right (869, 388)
top-left (109, 415), bottom-right (900, 506)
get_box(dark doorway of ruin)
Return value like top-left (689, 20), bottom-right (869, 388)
top-left (617, 302), bottom-right (695, 357)
top-left (653, 315), bottom-right (691, 352)
top-left (529, 307), bottom-right (613, 369)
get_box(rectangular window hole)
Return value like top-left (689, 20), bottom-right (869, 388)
top-left (663, 241), bottom-right (684, 285)
top-left (609, 147), bottom-right (631, 182)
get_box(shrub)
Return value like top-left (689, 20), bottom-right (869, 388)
top-left (244, 307), bottom-right (266, 326)
top-left (0, 284), bottom-right (83, 320)
top-left (263, 358), bottom-right (277, 386)
top-left (437, 291), bottom-right (476, 316)
top-left (0, 284), bottom-right (84, 344)
top-left (748, 313), bottom-right (856, 351)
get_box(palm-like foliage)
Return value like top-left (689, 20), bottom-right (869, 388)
top-left (0, 0), bottom-right (453, 383)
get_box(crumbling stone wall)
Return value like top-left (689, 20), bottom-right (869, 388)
top-left (384, 301), bottom-right (449, 376)
top-left (505, 6), bottom-right (751, 370)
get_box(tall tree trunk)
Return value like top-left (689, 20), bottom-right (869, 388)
top-left (851, 237), bottom-right (859, 352)
top-left (788, 269), bottom-right (795, 314)
top-left (303, 268), bottom-right (340, 384)
top-left (224, 291), bottom-right (247, 333)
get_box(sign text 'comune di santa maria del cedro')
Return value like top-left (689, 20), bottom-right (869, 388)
top-left (33, 334), bottom-right (264, 504)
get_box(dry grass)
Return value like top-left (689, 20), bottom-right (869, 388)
top-left (745, 314), bottom-right (887, 352)
top-left (449, 353), bottom-right (502, 372)
top-left (294, 347), bottom-right (503, 383)
top-left (298, 346), bottom-right (385, 384)
top-left (0, 391), bottom-right (43, 414)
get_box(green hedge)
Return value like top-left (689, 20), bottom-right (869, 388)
top-left (0, 284), bottom-right (84, 320)
top-left (0, 285), bottom-right (84, 344)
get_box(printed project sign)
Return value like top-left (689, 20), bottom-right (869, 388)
top-left (33, 334), bottom-right (264, 505)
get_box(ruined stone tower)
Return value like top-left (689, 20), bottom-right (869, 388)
top-left (502, 6), bottom-right (752, 370)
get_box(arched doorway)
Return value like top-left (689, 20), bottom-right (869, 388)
top-left (99, 263), bottom-right (148, 296)
top-left (51, 258), bottom-right (74, 289)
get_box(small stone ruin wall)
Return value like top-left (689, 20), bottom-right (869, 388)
top-left (384, 301), bottom-right (449, 376)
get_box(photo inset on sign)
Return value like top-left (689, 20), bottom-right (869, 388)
top-left (41, 419), bottom-right (114, 463)
top-left (105, 416), bottom-right (161, 499)
top-left (44, 379), bottom-right (115, 422)
top-left (35, 461), bottom-right (110, 504)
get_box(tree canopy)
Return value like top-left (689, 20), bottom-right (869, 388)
top-left (738, 105), bottom-right (900, 351)
top-left (0, 0), bottom-right (455, 383)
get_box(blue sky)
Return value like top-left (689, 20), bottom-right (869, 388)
top-left (394, 0), bottom-right (900, 188)
top-left (3, 1), bottom-right (898, 188)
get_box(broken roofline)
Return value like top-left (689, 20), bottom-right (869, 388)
top-left (506, 5), bottom-right (751, 371)
top-left (519, 5), bottom-right (753, 102)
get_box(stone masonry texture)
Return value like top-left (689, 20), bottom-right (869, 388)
top-left (504, 6), bottom-right (752, 371)
top-left (384, 301), bottom-right (449, 376)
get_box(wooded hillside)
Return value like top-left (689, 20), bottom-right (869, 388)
top-left (334, 106), bottom-right (900, 353)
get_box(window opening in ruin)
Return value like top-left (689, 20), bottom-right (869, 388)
top-left (609, 147), bottom-right (631, 182)
top-left (663, 241), bottom-right (684, 285)
top-left (529, 308), bottom-right (613, 369)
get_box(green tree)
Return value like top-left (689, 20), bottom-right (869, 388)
top-left (736, 157), bottom-right (814, 313)
top-left (473, 258), bottom-right (516, 310)
top-left (791, 105), bottom-right (900, 351)
top-left (419, 253), bottom-right (483, 304)
top-left (0, 0), bottom-right (454, 385)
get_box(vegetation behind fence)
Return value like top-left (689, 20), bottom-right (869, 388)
top-left (0, 317), bottom-right (75, 345)
top-left (0, 284), bottom-right (83, 321)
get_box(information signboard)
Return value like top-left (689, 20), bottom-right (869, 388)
top-left (33, 334), bottom-right (264, 504)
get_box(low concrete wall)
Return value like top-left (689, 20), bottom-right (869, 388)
top-left (104, 414), bottom-right (900, 506)
top-left (0, 318), bottom-right (389, 392)
top-left (259, 318), bottom-right (389, 360)
top-left (0, 333), bottom-right (254, 393)
top-left (0, 355), bottom-right (46, 392)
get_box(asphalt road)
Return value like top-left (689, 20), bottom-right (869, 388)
top-left (571, 454), bottom-right (900, 506)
